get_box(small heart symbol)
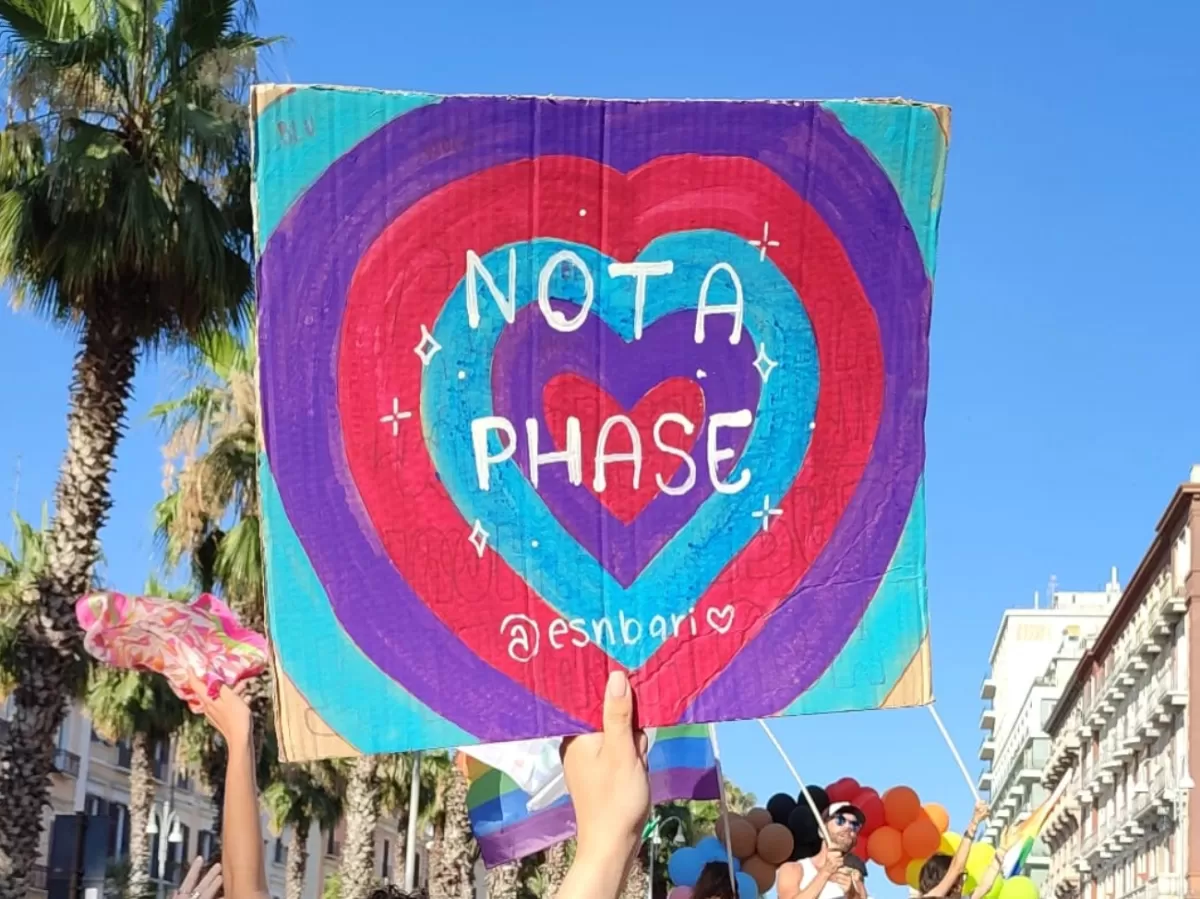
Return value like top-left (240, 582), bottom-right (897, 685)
top-left (706, 605), bottom-right (735, 635)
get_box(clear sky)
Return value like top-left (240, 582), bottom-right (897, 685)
top-left (2, 0), bottom-right (1199, 894)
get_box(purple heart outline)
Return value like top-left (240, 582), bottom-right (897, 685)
top-left (493, 303), bottom-right (761, 587)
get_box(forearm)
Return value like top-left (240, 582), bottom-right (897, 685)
top-left (790, 872), bottom-right (836, 899)
top-left (558, 843), bottom-right (638, 899)
top-left (221, 733), bottom-right (269, 899)
top-left (970, 859), bottom-right (1002, 899)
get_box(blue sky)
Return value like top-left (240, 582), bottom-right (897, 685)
top-left (2, 0), bottom-right (1198, 893)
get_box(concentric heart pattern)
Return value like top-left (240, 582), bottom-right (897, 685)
top-left (255, 88), bottom-right (949, 759)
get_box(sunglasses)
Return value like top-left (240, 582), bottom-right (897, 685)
top-left (833, 814), bottom-right (862, 832)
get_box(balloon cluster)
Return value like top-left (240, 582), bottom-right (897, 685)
top-left (903, 833), bottom-right (1036, 899)
top-left (666, 836), bottom-right (757, 899)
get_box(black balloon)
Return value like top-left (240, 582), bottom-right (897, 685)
top-left (767, 792), bottom-right (797, 825)
top-left (791, 838), bottom-right (823, 861)
top-left (787, 804), bottom-right (818, 843)
top-left (803, 786), bottom-right (830, 814)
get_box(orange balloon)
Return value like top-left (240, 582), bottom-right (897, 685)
top-left (883, 786), bottom-right (922, 830)
top-left (923, 803), bottom-right (950, 833)
top-left (903, 815), bottom-right (941, 859)
top-left (886, 863), bottom-right (910, 886)
top-left (867, 826), bottom-right (904, 868)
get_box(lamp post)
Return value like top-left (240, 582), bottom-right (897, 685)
top-left (146, 800), bottom-right (184, 899)
top-left (646, 816), bottom-right (687, 899)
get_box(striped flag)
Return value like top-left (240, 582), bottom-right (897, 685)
top-left (462, 725), bottom-right (719, 867)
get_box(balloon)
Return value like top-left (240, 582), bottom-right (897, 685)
top-left (668, 848), bottom-right (704, 887)
top-left (1000, 877), bottom-right (1039, 899)
top-left (906, 859), bottom-right (925, 890)
top-left (746, 808), bottom-right (774, 832)
top-left (883, 786), bottom-right (922, 829)
top-left (767, 793), bottom-right (798, 825)
top-left (966, 842), bottom-right (996, 878)
top-left (804, 786), bottom-right (830, 815)
top-left (867, 826), bottom-right (904, 868)
top-left (886, 863), bottom-right (910, 886)
top-left (736, 871), bottom-right (760, 898)
top-left (852, 789), bottom-right (885, 836)
top-left (852, 834), bottom-right (868, 860)
top-left (923, 802), bottom-right (950, 833)
top-left (938, 832), bottom-right (962, 856)
top-left (903, 815), bottom-right (941, 859)
top-left (697, 838), bottom-right (729, 864)
top-left (756, 824), bottom-right (794, 865)
top-left (668, 889), bottom-right (693, 899)
top-left (792, 838), bottom-right (822, 861)
top-left (716, 816), bottom-right (759, 860)
top-left (986, 874), bottom-right (1005, 899)
top-left (742, 856), bottom-right (778, 894)
top-left (787, 804), bottom-right (818, 843)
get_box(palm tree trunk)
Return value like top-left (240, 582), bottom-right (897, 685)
top-left (621, 850), bottom-right (650, 899)
top-left (339, 755), bottom-right (380, 899)
top-left (0, 320), bottom-right (138, 899)
top-left (392, 816), bottom-right (407, 887)
top-left (286, 818), bottom-right (311, 899)
top-left (487, 862), bottom-right (520, 899)
top-left (128, 733), bottom-right (156, 898)
top-left (431, 768), bottom-right (474, 899)
top-left (544, 842), bottom-right (571, 896)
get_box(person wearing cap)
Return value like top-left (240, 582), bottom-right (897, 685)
top-left (776, 801), bottom-right (870, 899)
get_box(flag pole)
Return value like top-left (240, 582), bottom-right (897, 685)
top-left (927, 705), bottom-right (984, 803)
top-left (756, 719), bottom-right (831, 844)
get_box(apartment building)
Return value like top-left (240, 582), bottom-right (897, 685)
top-left (978, 574), bottom-right (1122, 870)
top-left (1039, 473), bottom-right (1200, 899)
top-left (1, 699), bottom-right (428, 899)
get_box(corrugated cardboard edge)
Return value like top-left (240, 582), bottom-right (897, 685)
top-left (272, 644), bottom-right (359, 762)
top-left (880, 636), bottom-right (933, 708)
top-left (251, 83), bottom-right (949, 112)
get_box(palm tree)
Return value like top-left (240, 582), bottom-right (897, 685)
top-left (376, 753), bottom-right (443, 888)
top-left (487, 863), bottom-right (521, 899)
top-left (84, 576), bottom-right (189, 898)
top-left (0, 509), bottom-right (49, 697)
top-left (0, 0), bottom-right (267, 888)
top-left (426, 754), bottom-right (475, 899)
top-left (338, 755), bottom-right (381, 899)
top-left (263, 761), bottom-right (344, 899)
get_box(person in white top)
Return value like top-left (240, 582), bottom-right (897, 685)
top-left (776, 801), bottom-right (869, 899)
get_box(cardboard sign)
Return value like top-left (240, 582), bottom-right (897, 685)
top-left (254, 86), bottom-right (947, 761)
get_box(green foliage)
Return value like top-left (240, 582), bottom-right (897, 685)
top-left (0, 0), bottom-right (273, 348)
top-left (261, 759), bottom-right (344, 837)
top-left (0, 508), bottom-right (48, 696)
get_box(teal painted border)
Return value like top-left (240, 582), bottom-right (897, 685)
top-left (260, 456), bottom-right (472, 751)
top-left (821, 101), bottom-right (946, 276)
top-left (784, 479), bottom-right (928, 715)
top-left (253, 87), bottom-right (441, 250)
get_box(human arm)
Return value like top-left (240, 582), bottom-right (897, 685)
top-left (557, 671), bottom-right (651, 899)
top-left (925, 802), bottom-right (989, 898)
top-left (969, 855), bottom-right (1003, 899)
top-left (777, 852), bottom-right (845, 899)
top-left (189, 679), bottom-right (270, 899)
top-left (170, 857), bottom-right (222, 899)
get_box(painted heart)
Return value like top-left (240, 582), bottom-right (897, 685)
top-left (543, 373), bottom-right (705, 526)
top-left (706, 605), bottom-right (735, 635)
top-left (259, 98), bottom-right (929, 741)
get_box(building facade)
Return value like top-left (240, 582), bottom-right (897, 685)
top-left (978, 573), bottom-right (1122, 886)
top-left (1040, 475), bottom-right (1200, 899)
top-left (1, 698), bottom-right (429, 899)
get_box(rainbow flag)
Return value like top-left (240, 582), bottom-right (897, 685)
top-left (463, 725), bottom-right (719, 866)
top-left (998, 777), bottom-right (1069, 877)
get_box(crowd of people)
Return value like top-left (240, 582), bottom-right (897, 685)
top-left (174, 671), bottom-right (1000, 899)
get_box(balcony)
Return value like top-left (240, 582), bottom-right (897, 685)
top-left (981, 678), bottom-right (996, 700)
top-left (980, 708), bottom-right (996, 731)
top-left (52, 749), bottom-right (80, 778)
top-left (980, 738), bottom-right (996, 761)
top-left (978, 771), bottom-right (993, 792)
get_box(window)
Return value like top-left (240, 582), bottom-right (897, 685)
top-left (198, 831), bottom-right (215, 861)
top-left (107, 803), bottom-right (129, 860)
top-left (274, 837), bottom-right (285, 865)
top-left (85, 794), bottom-right (106, 816)
top-left (152, 739), bottom-right (169, 781)
top-left (381, 839), bottom-right (391, 878)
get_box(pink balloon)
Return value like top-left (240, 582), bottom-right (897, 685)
top-left (668, 888), bottom-right (693, 899)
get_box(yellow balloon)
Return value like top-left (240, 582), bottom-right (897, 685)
top-left (906, 859), bottom-right (925, 890)
top-left (964, 875), bottom-right (979, 894)
top-left (986, 876), bottom-right (1005, 899)
top-left (999, 877), bottom-right (1039, 899)
top-left (938, 832), bottom-right (962, 856)
top-left (967, 843), bottom-right (996, 879)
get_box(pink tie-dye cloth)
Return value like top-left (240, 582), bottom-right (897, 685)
top-left (76, 591), bottom-right (268, 711)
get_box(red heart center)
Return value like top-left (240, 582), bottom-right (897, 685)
top-left (543, 374), bottom-right (705, 524)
